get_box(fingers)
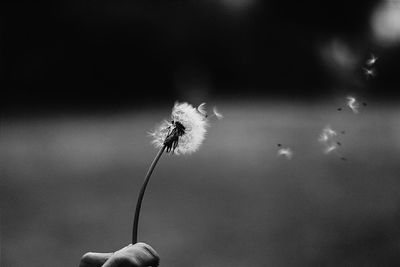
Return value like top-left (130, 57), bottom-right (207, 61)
top-left (102, 243), bottom-right (160, 267)
top-left (79, 252), bottom-right (113, 267)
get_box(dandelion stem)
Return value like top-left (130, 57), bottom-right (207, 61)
top-left (132, 145), bottom-right (166, 244)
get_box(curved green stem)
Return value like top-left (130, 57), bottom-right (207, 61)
top-left (132, 146), bottom-right (166, 244)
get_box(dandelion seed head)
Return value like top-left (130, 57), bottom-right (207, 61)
top-left (277, 147), bottom-right (293, 160)
top-left (150, 102), bottom-right (208, 155)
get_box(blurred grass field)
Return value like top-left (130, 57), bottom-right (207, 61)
top-left (2, 101), bottom-right (400, 266)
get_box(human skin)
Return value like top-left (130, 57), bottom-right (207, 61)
top-left (79, 243), bottom-right (160, 267)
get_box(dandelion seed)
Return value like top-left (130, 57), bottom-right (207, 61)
top-left (278, 147), bottom-right (293, 160)
top-left (197, 102), bottom-right (207, 117)
top-left (324, 144), bottom-right (338, 154)
top-left (346, 96), bottom-right (359, 114)
top-left (319, 126), bottom-right (340, 154)
top-left (363, 67), bottom-right (376, 78)
top-left (212, 107), bottom-right (224, 120)
top-left (318, 126), bottom-right (346, 159)
top-left (366, 54), bottom-right (378, 66)
top-left (319, 126), bottom-right (337, 143)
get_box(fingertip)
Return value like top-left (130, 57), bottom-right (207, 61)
top-left (80, 252), bottom-right (95, 264)
top-left (112, 242), bottom-right (159, 267)
top-left (135, 243), bottom-right (159, 259)
top-left (79, 252), bottom-right (112, 267)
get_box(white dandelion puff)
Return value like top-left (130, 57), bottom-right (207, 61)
top-left (197, 102), bottom-right (207, 116)
top-left (212, 106), bottom-right (224, 120)
top-left (277, 147), bottom-right (293, 159)
top-left (150, 102), bottom-right (208, 155)
top-left (366, 54), bottom-right (378, 66)
top-left (346, 96), bottom-right (359, 114)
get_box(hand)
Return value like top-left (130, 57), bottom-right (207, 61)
top-left (80, 242), bottom-right (160, 267)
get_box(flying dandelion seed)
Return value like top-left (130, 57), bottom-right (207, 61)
top-left (363, 67), bottom-right (376, 78)
top-left (196, 103), bottom-right (224, 121)
top-left (133, 101), bottom-right (209, 244)
top-left (319, 126), bottom-right (347, 159)
top-left (319, 126), bottom-right (337, 143)
top-left (346, 96), bottom-right (359, 114)
top-left (212, 107), bottom-right (224, 120)
top-left (324, 144), bottom-right (338, 154)
top-left (366, 54), bottom-right (378, 66)
top-left (319, 126), bottom-right (339, 154)
top-left (197, 102), bottom-right (207, 117)
top-left (277, 147), bottom-right (293, 160)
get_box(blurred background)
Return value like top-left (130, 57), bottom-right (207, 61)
top-left (2, 0), bottom-right (400, 266)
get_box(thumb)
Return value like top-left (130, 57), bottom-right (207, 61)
top-left (102, 243), bottom-right (160, 267)
top-left (79, 252), bottom-right (113, 267)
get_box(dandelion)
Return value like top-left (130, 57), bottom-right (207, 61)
top-left (277, 147), bottom-right (293, 159)
top-left (150, 102), bottom-right (208, 155)
top-left (132, 102), bottom-right (209, 244)
top-left (346, 96), bottom-right (359, 114)
top-left (366, 54), bottom-right (378, 66)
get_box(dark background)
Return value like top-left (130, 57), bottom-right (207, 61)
top-left (2, 0), bottom-right (400, 114)
top-left (2, 1), bottom-right (400, 267)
